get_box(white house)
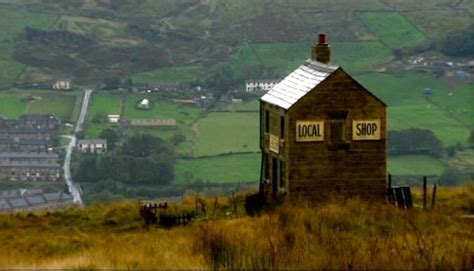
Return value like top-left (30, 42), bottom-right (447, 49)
top-left (52, 80), bottom-right (71, 90)
top-left (76, 139), bottom-right (107, 154)
top-left (245, 80), bottom-right (280, 92)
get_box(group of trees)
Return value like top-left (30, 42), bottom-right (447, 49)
top-left (388, 128), bottom-right (444, 157)
top-left (74, 134), bottom-right (175, 185)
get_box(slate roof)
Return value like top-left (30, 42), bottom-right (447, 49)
top-left (0, 189), bottom-right (74, 212)
top-left (0, 161), bottom-right (60, 168)
top-left (18, 138), bottom-right (49, 145)
top-left (77, 139), bottom-right (107, 145)
top-left (260, 59), bottom-right (339, 109)
top-left (0, 152), bottom-right (58, 159)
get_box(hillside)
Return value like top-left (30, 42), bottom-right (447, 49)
top-left (0, 0), bottom-right (471, 86)
top-left (0, 185), bottom-right (473, 268)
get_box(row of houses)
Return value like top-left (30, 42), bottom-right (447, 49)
top-left (0, 152), bottom-right (61, 182)
top-left (0, 114), bottom-right (61, 182)
top-left (0, 188), bottom-right (74, 212)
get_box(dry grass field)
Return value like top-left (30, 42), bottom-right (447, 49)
top-left (0, 185), bottom-right (473, 269)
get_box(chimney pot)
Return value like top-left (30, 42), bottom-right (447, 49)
top-left (318, 33), bottom-right (327, 44)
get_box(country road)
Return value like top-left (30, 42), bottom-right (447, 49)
top-left (62, 88), bottom-right (93, 205)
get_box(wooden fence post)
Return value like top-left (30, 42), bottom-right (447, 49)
top-left (423, 176), bottom-right (427, 210)
top-left (431, 184), bottom-right (437, 209)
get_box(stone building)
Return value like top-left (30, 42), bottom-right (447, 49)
top-left (259, 34), bottom-right (387, 202)
top-left (77, 139), bottom-right (107, 154)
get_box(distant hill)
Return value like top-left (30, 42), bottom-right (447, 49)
top-left (0, 0), bottom-right (472, 86)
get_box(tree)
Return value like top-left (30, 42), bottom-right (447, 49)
top-left (388, 128), bottom-right (444, 157)
top-left (99, 128), bottom-right (119, 150)
top-left (103, 77), bottom-right (121, 90)
top-left (468, 130), bottom-right (474, 148)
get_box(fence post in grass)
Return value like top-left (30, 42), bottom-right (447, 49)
top-left (423, 176), bottom-right (427, 210)
top-left (387, 174), bottom-right (392, 203)
top-left (431, 184), bottom-right (437, 209)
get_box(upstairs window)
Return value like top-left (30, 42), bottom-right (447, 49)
top-left (280, 116), bottom-right (285, 139)
top-left (265, 110), bottom-right (269, 133)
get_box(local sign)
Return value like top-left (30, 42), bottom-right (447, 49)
top-left (296, 120), bottom-right (324, 142)
top-left (352, 120), bottom-right (381, 140)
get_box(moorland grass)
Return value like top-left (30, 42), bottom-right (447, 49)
top-left (0, 185), bottom-right (473, 268)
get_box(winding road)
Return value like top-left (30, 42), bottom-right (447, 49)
top-left (62, 88), bottom-right (93, 205)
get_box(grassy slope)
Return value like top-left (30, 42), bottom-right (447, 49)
top-left (0, 186), bottom-right (473, 268)
top-left (0, 90), bottom-right (80, 121)
top-left (388, 155), bottom-right (447, 176)
top-left (356, 73), bottom-right (471, 146)
top-left (359, 11), bottom-right (427, 48)
top-left (131, 65), bottom-right (206, 84)
top-left (0, 8), bottom-right (57, 87)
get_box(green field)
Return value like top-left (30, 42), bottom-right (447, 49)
top-left (0, 9), bottom-right (57, 87)
top-left (356, 73), bottom-right (471, 146)
top-left (0, 92), bottom-right (29, 119)
top-left (194, 112), bottom-right (259, 156)
top-left (175, 153), bottom-right (260, 183)
top-left (27, 93), bottom-right (79, 122)
top-left (388, 155), bottom-right (447, 176)
top-left (124, 96), bottom-right (202, 124)
top-left (359, 11), bottom-right (427, 48)
top-left (0, 91), bottom-right (80, 121)
top-left (221, 100), bottom-right (259, 112)
top-left (88, 92), bottom-right (122, 117)
top-left (131, 65), bottom-right (206, 84)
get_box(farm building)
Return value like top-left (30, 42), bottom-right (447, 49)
top-left (0, 189), bottom-right (74, 213)
top-left (129, 119), bottom-right (177, 127)
top-left (259, 34), bottom-right (387, 202)
top-left (137, 98), bottom-right (151, 109)
top-left (52, 80), bottom-right (71, 90)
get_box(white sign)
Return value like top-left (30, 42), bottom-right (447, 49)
top-left (296, 121), bottom-right (324, 142)
top-left (352, 120), bottom-right (381, 140)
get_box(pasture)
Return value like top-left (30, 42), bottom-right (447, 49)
top-left (123, 96), bottom-right (202, 124)
top-left (0, 92), bottom-right (28, 119)
top-left (88, 92), bottom-right (122, 117)
top-left (175, 153), bottom-right (260, 183)
top-left (356, 72), bottom-right (471, 146)
top-left (194, 112), bottom-right (259, 156)
top-left (27, 92), bottom-right (79, 122)
top-left (359, 11), bottom-right (427, 48)
top-left (0, 8), bottom-right (57, 87)
top-left (0, 90), bottom-right (80, 121)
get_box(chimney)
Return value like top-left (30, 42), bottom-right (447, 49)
top-left (311, 33), bottom-right (331, 64)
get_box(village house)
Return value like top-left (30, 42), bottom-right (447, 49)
top-left (259, 34), bottom-right (387, 202)
top-left (76, 139), bottom-right (107, 154)
top-left (17, 114), bottom-right (60, 130)
top-left (245, 80), bottom-right (280, 92)
top-left (52, 80), bottom-right (71, 90)
top-left (0, 127), bottom-right (51, 142)
top-left (0, 189), bottom-right (74, 213)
